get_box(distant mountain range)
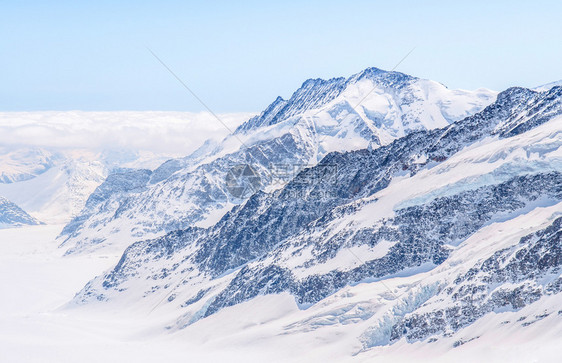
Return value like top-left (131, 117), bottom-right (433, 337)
top-left (0, 111), bottom-right (253, 224)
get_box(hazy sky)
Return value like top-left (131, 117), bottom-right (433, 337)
top-left (1, 0), bottom-right (560, 112)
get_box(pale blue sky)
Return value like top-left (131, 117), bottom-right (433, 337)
top-left (1, 1), bottom-right (560, 112)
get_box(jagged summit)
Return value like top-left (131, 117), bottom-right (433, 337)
top-left (235, 73), bottom-right (348, 132)
top-left (235, 66), bottom-right (417, 132)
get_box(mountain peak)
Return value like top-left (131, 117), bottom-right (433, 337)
top-left (354, 66), bottom-right (385, 78)
top-left (235, 66), bottom-right (416, 133)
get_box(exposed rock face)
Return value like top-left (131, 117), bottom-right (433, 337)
top-left (389, 216), bottom-right (562, 343)
top-left (204, 172), bottom-right (562, 316)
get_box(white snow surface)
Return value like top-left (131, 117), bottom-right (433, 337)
top-left (1, 208), bottom-right (561, 362)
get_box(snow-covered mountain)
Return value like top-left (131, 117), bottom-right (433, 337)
top-left (70, 84), bottom-right (562, 358)
top-left (0, 196), bottom-right (42, 228)
top-left (59, 67), bottom-right (496, 254)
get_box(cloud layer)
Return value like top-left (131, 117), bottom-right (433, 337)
top-left (0, 111), bottom-right (255, 157)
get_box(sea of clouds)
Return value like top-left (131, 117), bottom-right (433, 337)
top-left (0, 111), bottom-right (255, 157)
